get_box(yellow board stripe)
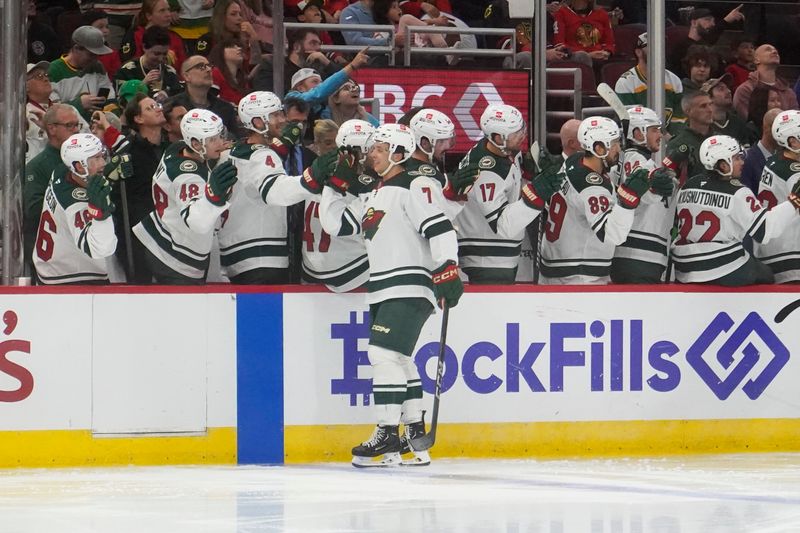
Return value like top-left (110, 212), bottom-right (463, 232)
top-left (284, 419), bottom-right (800, 463)
top-left (0, 427), bottom-right (237, 468)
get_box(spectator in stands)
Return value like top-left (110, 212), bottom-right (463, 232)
top-left (26, 62), bottom-right (89, 163)
top-left (27, 0), bottom-right (61, 63)
top-left (615, 33), bottom-right (685, 133)
top-left (296, 0), bottom-right (341, 59)
top-left (502, 22), bottom-right (574, 69)
top-left (733, 44), bottom-right (798, 118)
top-left (115, 26), bottom-right (182, 101)
top-left (170, 55), bottom-right (239, 133)
top-left (746, 85), bottom-right (784, 139)
top-left (252, 28), bottom-right (340, 93)
top-left (558, 118), bottom-right (582, 163)
top-left (552, 0), bottom-right (615, 65)
top-left (725, 35), bottom-right (755, 92)
top-left (209, 39), bottom-right (251, 105)
top-left (162, 98), bottom-right (188, 142)
top-left (704, 74), bottom-right (756, 148)
top-left (374, 0), bottom-right (462, 63)
top-left (322, 79), bottom-right (380, 126)
top-left (171, 0), bottom-right (215, 48)
top-left (49, 26), bottom-right (115, 122)
top-left (23, 104), bottom-right (79, 272)
top-left (662, 91), bottom-right (713, 183)
top-left (83, 10), bottom-right (122, 81)
top-left (114, 93), bottom-right (170, 283)
top-left (194, 0), bottom-right (265, 64)
top-left (340, 0), bottom-right (391, 47)
top-left (91, 0), bottom-right (143, 50)
top-left (282, 96), bottom-right (318, 175)
top-left (667, 5), bottom-right (745, 79)
top-left (742, 108), bottom-right (782, 194)
top-left (681, 45), bottom-right (715, 92)
top-left (312, 118), bottom-right (339, 155)
top-left (109, 79), bottom-right (150, 120)
top-left (119, 0), bottom-right (187, 71)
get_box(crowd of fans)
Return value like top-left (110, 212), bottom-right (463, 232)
top-left (15, 0), bottom-right (800, 287)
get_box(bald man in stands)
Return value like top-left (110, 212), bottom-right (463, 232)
top-left (559, 118), bottom-right (582, 164)
top-left (742, 107), bottom-right (782, 194)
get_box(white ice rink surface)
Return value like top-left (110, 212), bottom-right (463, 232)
top-left (2, 454), bottom-right (800, 533)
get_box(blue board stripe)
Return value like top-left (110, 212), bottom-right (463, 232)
top-left (236, 293), bottom-right (284, 464)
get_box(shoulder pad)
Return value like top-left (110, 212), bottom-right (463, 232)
top-left (230, 142), bottom-right (260, 160)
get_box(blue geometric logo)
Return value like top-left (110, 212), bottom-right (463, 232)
top-left (686, 312), bottom-right (789, 400)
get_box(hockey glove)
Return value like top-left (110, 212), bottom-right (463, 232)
top-left (103, 153), bottom-right (133, 181)
top-left (443, 159), bottom-right (480, 201)
top-left (328, 149), bottom-right (360, 194)
top-left (432, 260), bottom-right (463, 309)
top-left (86, 175), bottom-right (115, 220)
top-left (649, 167), bottom-right (676, 197)
top-left (270, 121), bottom-right (303, 158)
top-left (301, 150), bottom-right (338, 194)
top-left (617, 167), bottom-right (650, 209)
top-left (790, 179), bottom-right (800, 211)
top-left (521, 167), bottom-right (565, 210)
top-left (205, 160), bottom-right (238, 206)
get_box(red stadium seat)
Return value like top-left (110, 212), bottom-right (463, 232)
top-left (612, 23), bottom-right (646, 60)
top-left (666, 25), bottom-right (690, 49)
top-left (547, 60), bottom-right (597, 95)
top-left (600, 60), bottom-right (637, 88)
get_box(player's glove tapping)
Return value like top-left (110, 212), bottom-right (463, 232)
top-left (103, 153), bottom-right (134, 181)
top-left (443, 159), bottom-right (480, 201)
top-left (617, 167), bottom-right (650, 209)
top-left (86, 175), bottom-right (115, 220)
top-left (301, 150), bottom-right (338, 194)
top-left (649, 167), bottom-right (675, 197)
top-left (205, 160), bottom-right (238, 206)
top-left (270, 121), bottom-right (303, 158)
top-left (329, 149), bottom-right (360, 195)
top-left (521, 167), bottom-right (565, 210)
top-left (432, 260), bottom-right (463, 309)
top-left (790, 179), bottom-right (800, 211)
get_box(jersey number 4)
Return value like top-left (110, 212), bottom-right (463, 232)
top-left (303, 201), bottom-right (331, 253)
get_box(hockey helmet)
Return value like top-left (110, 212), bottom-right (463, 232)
top-left (480, 104), bottom-right (525, 153)
top-left (336, 119), bottom-right (375, 152)
top-left (410, 108), bottom-right (456, 161)
top-left (369, 123), bottom-right (416, 176)
top-left (238, 91), bottom-right (283, 135)
top-left (626, 106), bottom-right (662, 147)
top-left (699, 135), bottom-right (743, 176)
top-left (772, 110), bottom-right (800, 153)
top-left (60, 133), bottom-right (106, 178)
top-left (181, 108), bottom-right (225, 157)
top-left (578, 116), bottom-right (622, 159)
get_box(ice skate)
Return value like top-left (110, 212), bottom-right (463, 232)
top-left (351, 425), bottom-right (402, 468)
top-left (400, 419), bottom-right (431, 466)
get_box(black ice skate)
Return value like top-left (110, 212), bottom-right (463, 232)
top-left (400, 418), bottom-right (431, 466)
top-left (351, 425), bottom-right (402, 468)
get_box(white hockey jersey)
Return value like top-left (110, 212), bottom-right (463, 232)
top-left (320, 170), bottom-right (458, 306)
top-left (671, 173), bottom-right (797, 283)
top-left (33, 168), bottom-right (117, 284)
top-left (454, 140), bottom-right (541, 272)
top-left (613, 147), bottom-right (677, 268)
top-left (132, 142), bottom-right (229, 279)
top-left (539, 153), bottom-right (635, 281)
top-left (754, 154), bottom-right (800, 283)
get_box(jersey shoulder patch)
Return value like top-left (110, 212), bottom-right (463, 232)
top-left (50, 169), bottom-right (86, 209)
top-left (164, 142), bottom-right (209, 181)
top-left (564, 154), bottom-right (612, 193)
top-left (230, 141), bottom-right (261, 160)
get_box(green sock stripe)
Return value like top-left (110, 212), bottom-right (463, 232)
top-left (405, 384), bottom-right (423, 400)
top-left (374, 391), bottom-right (407, 405)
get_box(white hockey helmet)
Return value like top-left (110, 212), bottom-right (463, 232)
top-left (60, 133), bottom-right (106, 178)
top-left (771, 110), bottom-right (800, 153)
top-left (480, 104), bottom-right (525, 153)
top-left (181, 108), bottom-right (225, 157)
top-left (336, 119), bottom-right (375, 151)
top-left (238, 91), bottom-right (283, 135)
top-left (369, 123), bottom-right (416, 176)
top-left (626, 105), bottom-right (662, 147)
top-left (699, 135), bottom-right (743, 176)
top-left (410, 108), bottom-right (456, 161)
top-left (578, 116), bottom-right (622, 159)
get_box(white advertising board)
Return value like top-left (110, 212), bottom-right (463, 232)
top-left (283, 292), bottom-right (800, 425)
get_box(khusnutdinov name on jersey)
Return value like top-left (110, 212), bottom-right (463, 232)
top-left (678, 189), bottom-right (732, 209)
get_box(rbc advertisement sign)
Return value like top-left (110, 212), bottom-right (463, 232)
top-left (282, 293), bottom-right (799, 426)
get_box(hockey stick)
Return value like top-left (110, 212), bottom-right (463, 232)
top-left (409, 299), bottom-right (450, 451)
top-left (596, 82), bottom-right (630, 139)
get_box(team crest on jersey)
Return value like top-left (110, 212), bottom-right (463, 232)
top-left (361, 208), bottom-right (386, 241)
top-left (180, 160), bottom-right (199, 172)
top-left (479, 156), bottom-right (496, 169)
top-left (72, 188), bottom-right (88, 201)
top-left (791, 163), bottom-right (800, 173)
top-left (679, 144), bottom-right (688, 153)
top-left (585, 172), bottom-right (603, 185)
top-left (418, 164), bottom-right (437, 176)
top-left (358, 174), bottom-right (375, 186)
top-left (730, 179), bottom-right (743, 187)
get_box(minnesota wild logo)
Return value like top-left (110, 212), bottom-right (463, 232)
top-left (362, 208), bottom-right (386, 241)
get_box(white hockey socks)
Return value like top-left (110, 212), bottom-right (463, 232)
top-left (369, 345), bottom-right (406, 426)
top-left (400, 356), bottom-right (423, 425)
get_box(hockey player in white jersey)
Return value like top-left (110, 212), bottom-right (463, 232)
top-left (133, 109), bottom-right (238, 284)
top-left (610, 106), bottom-right (678, 283)
top-left (319, 124), bottom-right (463, 467)
top-left (302, 118), bottom-right (375, 291)
top-left (672, 134), bottom-right (800, 285)
top-left (217, 91), bottom-right (335, 283)
top-left (539, 116), bottom-right (652, 284)
top-left (454, 104), bottom-right (564, 283)
top-left (755, 110), bottom-right (800, 282)
top-left (34, 133), bottom-right (123, 285)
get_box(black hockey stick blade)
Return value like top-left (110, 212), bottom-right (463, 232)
top-left (409, 300), bottom-right (450, 451)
